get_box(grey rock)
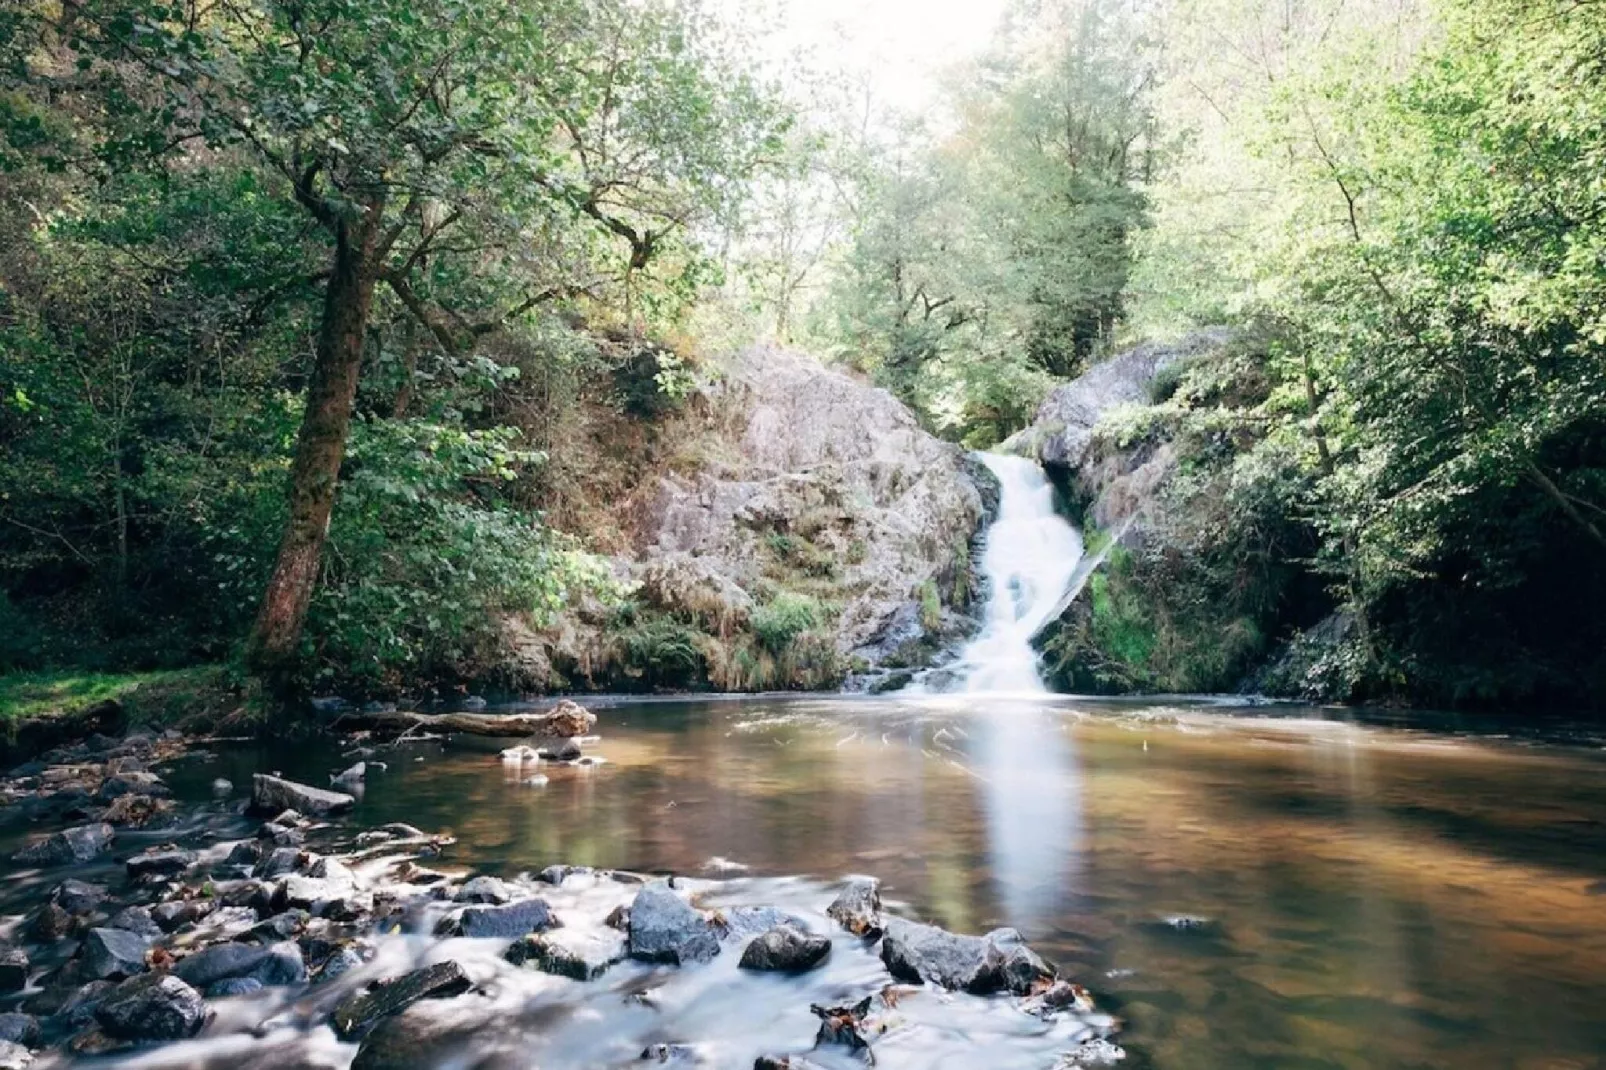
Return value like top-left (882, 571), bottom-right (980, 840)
top-left (349, 1002), bottom-right (487, 1070)
top-left (225, 840), bottom-right (263, 867)
top-left (257, 845), bottom-right (303, 878)
top-left (454, 876), bottom-right (512, 904)
top-left (257, 821), bottom-right (306, 847)
top-left (627, 881), bottom-right (719, 965)
top-left (152, 898), bottom-right (216, 933)
top-left (448, 898), bottom-right (555, 939)
top-left (53, 879), bottom-right (107, 913)
top-left (12, 823), bottom-right (114, 866)
top-left (317, 947), bottom-right (364, 983)
top-left (719, 905), bottom-right (809, 939)
top-left (207, 976), bottom-right (263, 997)
top-left (505, 928), bottom-right (626, 981)
top-left (126, 846), bottom-right (196, 879)
top-left (738, 925), bottom-right (830, 973)
top-left (0, 1014), bottom-right (39, 1047)
top-left (79, 927), bottom-right (149, 981)
top-left (539, 738), bottom-right (582, 762)
top-left (249, 774), bottom-right (354, 817)
top-left (211, 778), bottom-right (234, 796)
top-left (0, 947), bottom-right (27, 993)
top-left (331, 961), bottom-right (471, 1041)
top-left (879, 918), bottom-right (1054, 995)
top-left (174, 940), bottom-right (305, 988)
top-left (825, 877), bottom-right (882, 937)
top-left (1020, 329), bottom-right (1232, 470)
top-left (94, 973), bottom-right (206, 1040)
top-left (107, 906), bottom-right (163, 940)
top-left (52, 979), bottom-right (115, 1026)
top-left (95, 771), bottom-right (168, 802)
top-left (537, 864), bottom-right (590, 885)
top-left (250, 909), bottom-right (309, 941)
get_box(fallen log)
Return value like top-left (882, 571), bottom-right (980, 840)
top-left (330, 700), bottom-right (595, 740)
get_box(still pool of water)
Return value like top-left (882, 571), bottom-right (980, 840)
top-left (16, 694), bottom-right (1606, 1069)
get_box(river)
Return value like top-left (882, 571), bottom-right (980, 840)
top-left (78, 693), bottom-right (1599, 1070)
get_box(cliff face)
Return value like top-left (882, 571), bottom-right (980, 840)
top-left (507, 346), bottom-right (994, 692)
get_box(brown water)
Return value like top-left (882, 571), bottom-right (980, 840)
top-left (17, 694), bottom-right (1606, 1069)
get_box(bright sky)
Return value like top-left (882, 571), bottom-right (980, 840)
top-left (721, 0), bottom-right (1011, 112)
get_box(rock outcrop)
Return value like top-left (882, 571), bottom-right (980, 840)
top-left (510, 346), bottom-right (994, 690)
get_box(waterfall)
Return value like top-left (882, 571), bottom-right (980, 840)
top-left (940, 453), bottom-right (1084, 694)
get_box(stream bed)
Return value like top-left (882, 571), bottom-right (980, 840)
top-left (4, 694), bottom-right (1606, 1069)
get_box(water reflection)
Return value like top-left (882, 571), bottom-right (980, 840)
top-left (964, 699), bottom-right (1083, 933)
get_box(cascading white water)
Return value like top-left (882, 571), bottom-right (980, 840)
top-left (947, 452), bottom-right (1083, 694)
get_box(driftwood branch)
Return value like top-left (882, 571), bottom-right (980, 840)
top-left (329, 703), bottom-right (594, 739)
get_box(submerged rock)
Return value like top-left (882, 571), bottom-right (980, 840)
top-left (505, 928), bottom-right (626, 981)
top-left (718, 905), bottom-right (809, 939)
top-left (1055, 1038), bottom-right (1127, 1068)
top-left (12, 823), bottom-right (114, 866)
top-left (825, 877), bottom-right (883, 937)
top-left (53, 879), bottom-right (107, 914)
top-left (250, 774), bottom-right (355, 817)
top-left (627, 882), bottom-right (719, 965)
top-left (94, 974), bottom-right (207, 1040)
top-left (331, 961), bottom-right (472, 1041)
top-left (641, 1043), bottom-right (703, 1063)
top-left (810, 996), bottom-right (874, 1055)
top-left (738, 926), bottom-right (830, 973)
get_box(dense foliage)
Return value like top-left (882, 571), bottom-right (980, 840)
top-left (1041, 0), bottom-right (1606, 709)
top-left (0, 0), bottom-right (781, 691)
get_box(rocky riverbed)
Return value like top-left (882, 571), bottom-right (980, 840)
top-left (0, 709), bottom-right (1122, 1069)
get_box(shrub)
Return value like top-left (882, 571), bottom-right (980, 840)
top-left (751, 592), bottom-right (824, 653)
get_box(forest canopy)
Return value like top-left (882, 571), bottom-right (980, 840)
top-left (3, 0), bottom-right (1604, 709)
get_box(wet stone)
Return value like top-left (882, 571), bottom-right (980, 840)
top-left (94, 973), bottom-right (207, 1041)
top-left (207, 977), bottom-right (264, 997)
top-left (257, 846), bottom-right (302, 878)
top-left (107, 906), bottom-right (162, 940)
top-left (826, 877), bottom-right (882, 937)
top-left (95, 772), bottom-right (168, 802)
top-left (174, 940), bottom-right (305, 988)
top-left (0, 1014), bottom-right (40, 1048)
top-left (53, 879), bottom-right (106, 914)
top-left (250, 774), bottom-right (354, 817)
top-left (225, 841), bottom-right (263, 867)
top-left (505, 928), bottom-right (626, 981)
top-left (1055, 1039), bottom-right (1127, 1068)
top-left (151, 898), bottom-right (214, 932)
top-left (641, 1043), bottom-right (702, 1063)
top-left (126, 846), bottom-right (196, 879)
top-left (720, 905), bottom-right (810, 940)
top-left (317, 947), bottom-right (364, 983)
top-left (627, 882), bottom-right (719, 965)
top-left (455, 876), bottom-right (513, 904)
top-left (447, 898), bottom-right (556, 939)
top-left (0, 1040), bottom-right (31, 1070)
top-left (27, 903), bottom-right (72, 943)
top-left (331, 960), bottom-right (472, 1041)
top-left (12, 823), bottom-right (114, 866)
top-left (738, 926), bottom-right (831, 973)
top-left (79, 928), bottom-right (149, 981)
top-left (810, 997), bottom-right (873, 1055)
top-left (0, 947), bottom-right (27, 993)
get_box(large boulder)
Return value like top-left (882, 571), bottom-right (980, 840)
top-left (507, 347), bottom-right (992, 687)
top-left (1014, 329), bottom-right (1231, 472)
top-left (626, 881), bottom-right (719, 965)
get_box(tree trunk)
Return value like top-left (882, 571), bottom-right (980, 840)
top-left (247, 207), bottom-right (384, 677)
